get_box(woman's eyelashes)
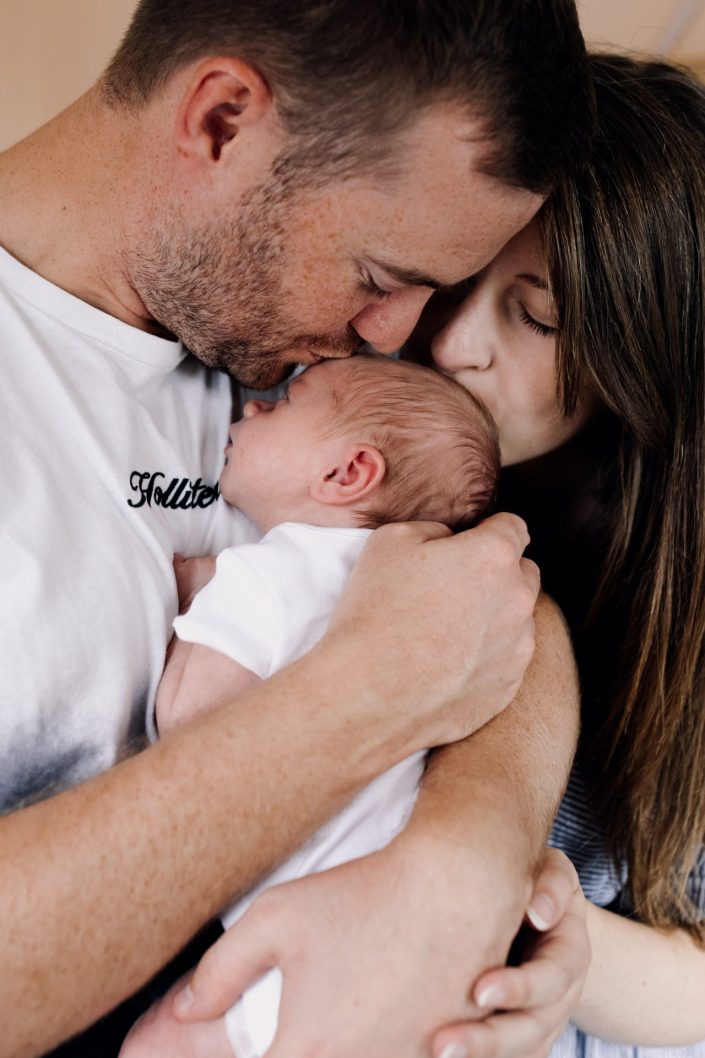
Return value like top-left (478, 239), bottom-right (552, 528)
top-left (518, 303), bottom-right (557, 338)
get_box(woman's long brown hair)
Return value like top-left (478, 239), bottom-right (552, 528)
top-left (541, 55), bottom-right (705, 941)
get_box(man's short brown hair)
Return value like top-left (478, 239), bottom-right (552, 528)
top-left (103, 0), bottom-right (592, 195)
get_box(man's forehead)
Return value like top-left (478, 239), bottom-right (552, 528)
top-left (347, 109), bottom-right (542, 284)
top-left (365, 187), bottom-right (541, 288)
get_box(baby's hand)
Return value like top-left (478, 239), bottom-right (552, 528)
top-left (174, 554), bottom-right (217, 613)
top-left (432, 849), bottom-right (590, 1058)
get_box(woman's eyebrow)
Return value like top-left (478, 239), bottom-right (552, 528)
top-left (516, 272), bottom-right (548, 290)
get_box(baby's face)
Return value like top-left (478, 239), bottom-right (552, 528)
top-left (220, 360), bottom-right (348, 527)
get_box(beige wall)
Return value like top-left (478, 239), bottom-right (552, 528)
top-left (2, 0), bottom-right (705, 151)
top-left (1, 0), bottom-right (137, 149)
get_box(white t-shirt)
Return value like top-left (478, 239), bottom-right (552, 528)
top-left (0, 246), bottom-right (259, 812)
top-left (172, 522), bottom-right (426, 1058)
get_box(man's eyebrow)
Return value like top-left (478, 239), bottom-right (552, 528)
top-left (516, 273), bottom-right (549, 291)
top-left (368, 257), bottom-right (445, 290)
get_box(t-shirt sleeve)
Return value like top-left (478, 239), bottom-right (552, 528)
top-left (173, 548), bottom-right (281, 679)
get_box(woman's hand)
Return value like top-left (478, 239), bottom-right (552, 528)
top-left (432, 849), bottom-right (591, 1058)
top-left (172, 837), bottom-right (531, 1058)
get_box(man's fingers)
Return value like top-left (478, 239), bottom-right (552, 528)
top-left (469, 511), bottom-right (531, 553)
top-left (520, 556), bottom-right (541, 596)
top-left (366, 519), bottom-right (452, 549)
top-left (173, 905), bottom-right (281, 1022)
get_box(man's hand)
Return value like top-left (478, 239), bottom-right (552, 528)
top-left (0, 518), bottom-right (539, 1057)
top-left (172, 839), bottom-right (528, 1058)
top-left (320, 514), bottom-right (539, 754)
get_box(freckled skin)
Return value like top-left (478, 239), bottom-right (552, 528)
top-left (276, 110), bottom-right (538, 348)
top-left (130, 103), bottom-right (541, 382)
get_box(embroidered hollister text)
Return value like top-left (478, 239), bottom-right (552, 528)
top-left (128, 472), bottom-right (220, 510)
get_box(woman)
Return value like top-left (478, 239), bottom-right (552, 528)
top-left (162, 54), bottom-right (705, 1058)
top-left (426, 54), bottom-right (705, 1056)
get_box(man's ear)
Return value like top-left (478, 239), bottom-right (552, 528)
top-left (175, 58), bottom-right (273, 164)
top-left (311, 445), bottom-right (386, 507)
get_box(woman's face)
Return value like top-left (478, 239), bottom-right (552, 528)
top-left (422, 221), bottom-right (594, 465)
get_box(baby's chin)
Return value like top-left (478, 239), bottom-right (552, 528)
top-left (218, 474), bottom-right (238, 506)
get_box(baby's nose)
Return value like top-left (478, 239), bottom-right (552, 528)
top-left (242, 399), bottom-right (275, 418)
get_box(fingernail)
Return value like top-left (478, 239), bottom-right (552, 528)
top-left (173, 983), bottom-right (193, 1015)
top-left (438, 1045), bottom-right (469, 1058)
top-left (476, 984), bottom-right (505, 1008)
top-left (527, 893), bottom-right (555, 931)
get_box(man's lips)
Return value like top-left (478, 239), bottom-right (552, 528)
top-left (307, 350), bottom-right (351, 364)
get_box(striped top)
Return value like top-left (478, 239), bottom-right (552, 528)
top-left (548, 764), bottom-right (705, 1058)
top-left (549, 764), bottom-right (705, 917)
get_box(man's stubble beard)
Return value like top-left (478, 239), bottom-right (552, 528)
top-left (130, 176), bottom-right (353, 389)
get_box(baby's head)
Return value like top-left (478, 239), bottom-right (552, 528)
top-left (221, 354), bottom-right (499, 533)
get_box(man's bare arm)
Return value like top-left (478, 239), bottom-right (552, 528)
top-left (0, 518), bottom-right (538, 1058)
top-left (406, 594), bottom-right (579, 887)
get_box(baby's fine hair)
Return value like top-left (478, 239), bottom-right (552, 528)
top-left (326, 354), bottom-right (500, 532)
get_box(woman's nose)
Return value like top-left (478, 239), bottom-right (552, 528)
top-left (431, 303), bottom-right (493, 373)
top-left (242, 399), bottom-right (275, 418)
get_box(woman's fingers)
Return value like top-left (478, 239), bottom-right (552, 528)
top-left (526, 847), bottom-right (580, 931)
top-left (474, 872), bottom-right (588, 1015)
top-left (434, 1007), bottom-right (564, 1058)
top-left (433, 854), bottom-right (590, 1058)
top-left (473, 932), bottom-right (583, 1012)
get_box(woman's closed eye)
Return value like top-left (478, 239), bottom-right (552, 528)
top-left (518, 303), bottom-right (557, 338)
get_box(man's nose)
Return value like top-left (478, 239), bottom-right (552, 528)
top-left (350, 287), bottom-right (435, 354)
top-left (242, 399), bottom-right (275, 418)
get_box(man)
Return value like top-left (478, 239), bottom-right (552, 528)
top-left (0, 2), bottom-right (590, 1055)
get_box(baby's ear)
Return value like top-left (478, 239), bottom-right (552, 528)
top-left (312, 445), bottom-right (385, 506)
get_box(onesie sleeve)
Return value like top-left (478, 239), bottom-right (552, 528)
top-left (173, 547), bottom-right (281, 679)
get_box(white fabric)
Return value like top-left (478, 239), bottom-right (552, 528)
top-left (0, 245), bottom-right (260, 810)
top-left (173, 521), bottom-right (426, 1058)
top-left (174, 522), bottom-right (372, 677)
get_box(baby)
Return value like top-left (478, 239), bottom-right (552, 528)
top-left (122, 353), bottom-right (499, 1058)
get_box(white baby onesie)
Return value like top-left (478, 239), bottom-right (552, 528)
top-left (173, 522), bottom-right (426, 1058)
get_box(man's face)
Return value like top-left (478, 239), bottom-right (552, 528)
top-left (133, 106), bottom-right (541, 389)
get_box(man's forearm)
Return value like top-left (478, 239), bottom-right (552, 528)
top-left (0, 650), bottom-right (394, 1058)
top-left (401, 595), bottom-right (580, 918)
top-left (0, 519), bottom-right (540, 1057)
